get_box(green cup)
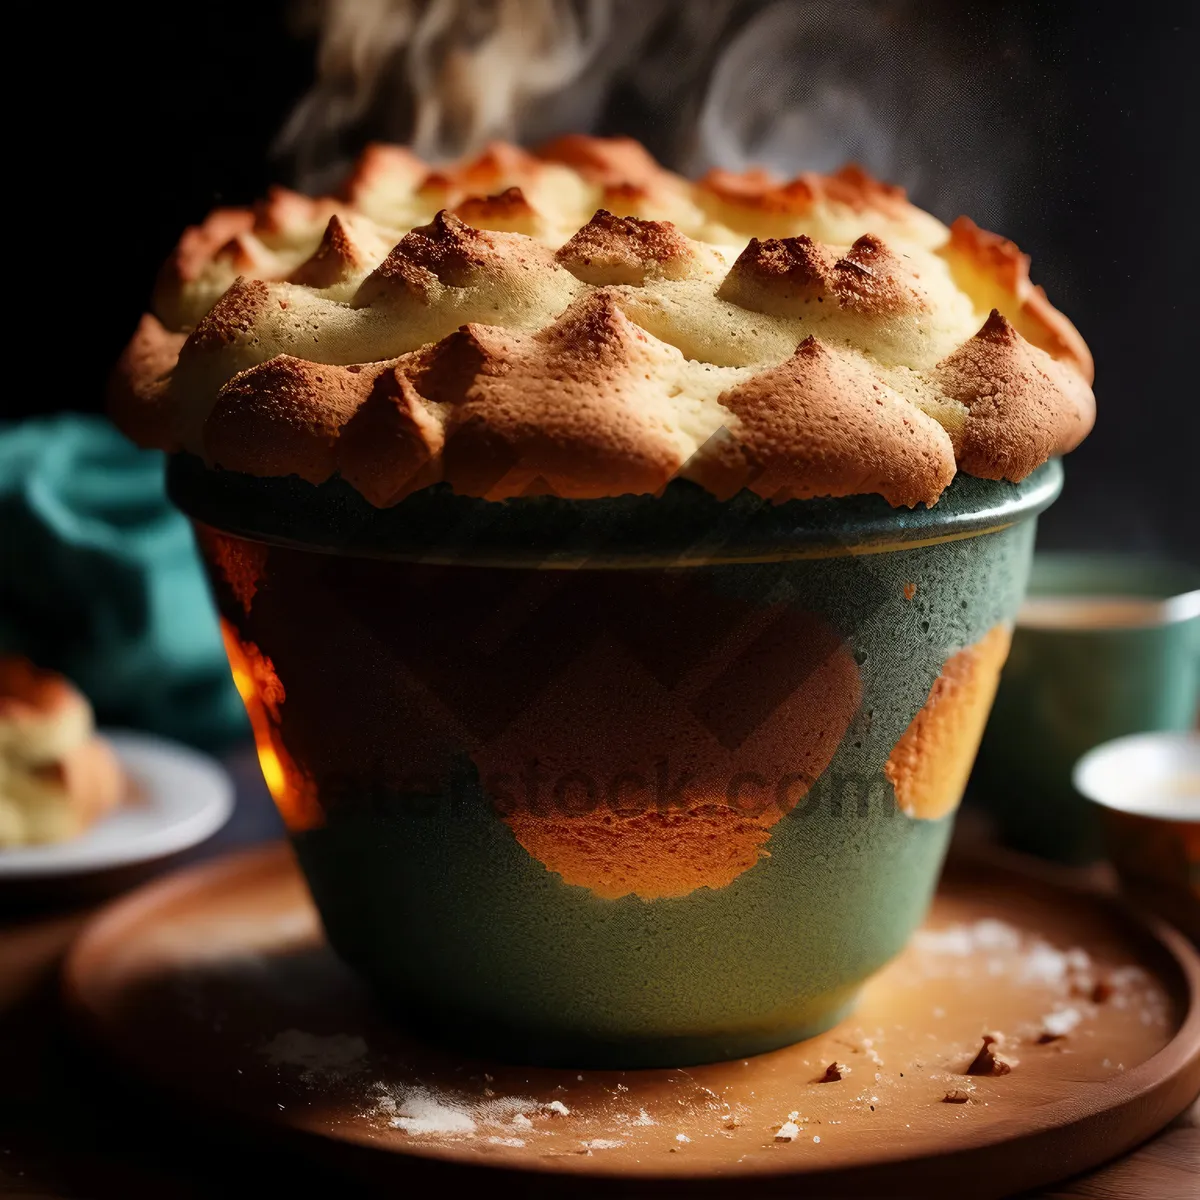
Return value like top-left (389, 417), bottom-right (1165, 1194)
top-left (974, 554), bottom-right (1200, 862)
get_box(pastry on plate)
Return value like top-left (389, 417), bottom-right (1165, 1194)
top-left (0, 658), bottom-right (126, 847)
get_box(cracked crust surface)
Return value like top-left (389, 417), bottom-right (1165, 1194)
top-left (111, 137), bottom-right (1094, 508)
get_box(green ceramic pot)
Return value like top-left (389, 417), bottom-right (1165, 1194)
top-left (974, 555), bottom-right (1200, 863)
top-left (173, 455), bottom-right (1060, 1067)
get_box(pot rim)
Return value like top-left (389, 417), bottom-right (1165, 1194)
top-left (168, 454), bottom-right (1062, 568)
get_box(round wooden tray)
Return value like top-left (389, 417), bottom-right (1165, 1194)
top-left (63, 842), bottom-right (1200, 1197)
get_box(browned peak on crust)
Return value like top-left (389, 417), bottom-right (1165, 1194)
top-left (341, 142), bottom-right (427, 207)
top-left (721, 234), bottom-right (837, 304)
top-left (354, 210), bottom-right (560, 305)
top-left (429, 292), bottom-right (686, 500)
top-left (934, 310), bottom-right (1096, 481)
top-left (701, 167), bottom-right (815, 217)
top-left (700, 163), bottom-right (914, 220)
top-left (162, 209), bottom-right (254, 287)
top-left (832, 234), bottom-right (929, 313)
top-left (555, 210), bottom-right (708, 285)
top-left (153, 208), bottom-right (255, 329)
top-left (942, 217), bottom-right (1094, 383)
top-left (819, 164), bottom-right (912, 217)
top-left (536, 134), bottom-right (665, 187)
top-left (287, 214), bottom-right (367, 288)
top-left (419, 141), bottom-right (545, 206)
top-left (185, 278), bottom-right (275, 354)
top-left (107, 314), bottom-right (187, 451)
top-left (205, 357), bottom-right (383, 485)
top-left (114, 136), bottom-right (1094, 508)
top-left (720, 233), bottom-right (926, 316)
top-left (337, 369), bottom-right (445, 506)
top-left (536, 136), bottom-right (695, 223)
top-left (452, 186), bottom-right (544, 235)
top-left (212, 232), bottom-right (267, 276)
top-left (712, 336), bottom-right (957, 508)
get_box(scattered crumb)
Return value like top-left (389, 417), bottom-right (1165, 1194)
top-left (965, 1034), bottom-right (1013, 1077)
top-left (511, 1113), bottom-right (533, 1131)
top-left (813, 1135), bottom-right (821, 1143)
top-left (815, 1062), bottom-right (847, 1083)
top-left (545, 1100), bottom-right (571, 1117)
top-left (675, 1133), bottom-right (691, 1144)
top-left (943, 1089), bottom-right (971, 1104)
top-left (579, 1138), bottom-right (623, 1153)
top-left (487, 1136), bottom-right (525, 1147)
top-left (775, 1121), bottom-right (800, 1142)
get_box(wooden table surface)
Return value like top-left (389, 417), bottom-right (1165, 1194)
top-left (1, 752), bottom-right (1196, 1199)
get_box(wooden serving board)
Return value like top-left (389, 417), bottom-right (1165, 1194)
top-left (62, 843), bottom-right (1200, 1197)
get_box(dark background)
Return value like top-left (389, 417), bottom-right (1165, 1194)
top-left (14, 0), bottom-right (1198, 562)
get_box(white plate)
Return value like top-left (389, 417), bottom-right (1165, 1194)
top-left (0, 731), bottom-right (234, 878)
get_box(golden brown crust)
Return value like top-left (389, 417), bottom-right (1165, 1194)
top-left (337, 369), bottom-right (445, 506)
top-left (934, 310), bottom-right (1096, 481)
top-left (434, 293), bottom-right (686, 500)
top-left (452, 186), bottom-right (544, 236)
top-left (107, 314), bottom-right (188, 451)
top-left (536, 133), bottom-right (668, 188)
top-left (287, 214), bottom-right (367, 288)
top-left (696, 164), bottom-right (936, 241)
top-left (205, 357), bottom-right (382, 485)
top-left (354, 209), bottom-right (562, 305)
top-left (112, 136), bottom-right (1094, 509)
top-left (341, 142), bottom-right (427, 208)
top-left (419, 141), bottom-right (546, 209)
top-left (555, 210), bottom-right (710, 286)
top-left (941, 217), bottom-right (1094, 384)
top-left (720, 233), bottom-right (928, 317)
top-left (153, 208), bottom-right (255, 331)
top-left (712, 337), bottom-right (957, 508)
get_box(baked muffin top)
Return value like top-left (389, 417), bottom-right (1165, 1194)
top-left (111, 136), bottom-right (1093, 509)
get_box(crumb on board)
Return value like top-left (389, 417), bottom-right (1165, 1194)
top-left (965, 1034), bottom-right (1013, 1077)
top-left (815, 1061), bottom-right (848, 1083)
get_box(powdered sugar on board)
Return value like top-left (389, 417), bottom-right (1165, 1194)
top-left (241, 912), bottom-right (1176, 1161)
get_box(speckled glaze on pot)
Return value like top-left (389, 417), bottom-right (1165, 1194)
top-left (175, 457), bottom-right (1060, 1067)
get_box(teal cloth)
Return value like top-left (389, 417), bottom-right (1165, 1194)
top-left (0, 416), bottom-right (248, 750)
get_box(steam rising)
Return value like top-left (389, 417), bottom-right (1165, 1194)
top-left (279, 0), bottom-right (615, 184)
top-left (279, 0), bottom-right (1028, 226)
